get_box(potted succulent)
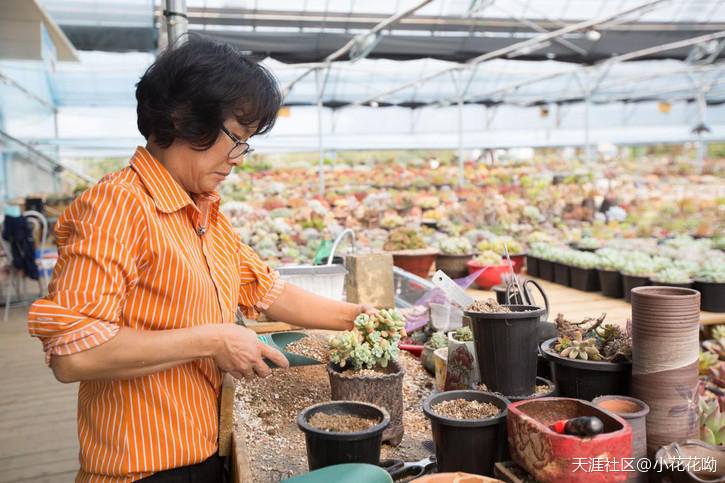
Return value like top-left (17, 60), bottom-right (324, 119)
top-left (423, 390), bottom-right (510, 477)
top-left (596, 249), bottom-right (626, 298)
top-left (650, 267), bottom-right (694, 289)
top-left (698, 399), bottom-right (725, 446)
top-left (467, 250), bottom-right (509, 290)
top-left (620, 259), bottom-right (653, 303)
top-left (529, 243), bottom-right (553, 281)
top-left (694, 263), bottom-right (725, 313)
top-left (574, 237), bottom-right (601, 253)
top-left (541, 313), bottom-right (632, 401)
top-left (568, 251), bottom-right (601, 292)
top-left (489, 238), bottom-right (526, 274)
top-left (383, 228), bottom-right (438, 279)
top-left (436, 236), bottom-right (474, 279)
top-left (551, 248), bottom-right (573, 287)
top-left (327, 309), bottom-right (407, 445)
top-left (445, 327), bottom-right (479, 390)
top-left (421, 331), bottom-right (448, 374)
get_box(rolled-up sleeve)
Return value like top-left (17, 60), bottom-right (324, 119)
top-left (236, 242), bottom-right (285, 319)
top-left (28, 181), bottom-right (145, 365)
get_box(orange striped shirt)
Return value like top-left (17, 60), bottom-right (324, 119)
top-left (28, 146), bottom-right (284, 482)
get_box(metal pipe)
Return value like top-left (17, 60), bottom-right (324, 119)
top-left (165, 0), bottom-right (188, 48)
top-left (327, 228), bottom-right (356, 265)
top-left (458, 98), bottom-right (465, 188)
top-left (585, 70), bottom-right (591, 170)
top-left (316, 69), bottom-right (324, 196)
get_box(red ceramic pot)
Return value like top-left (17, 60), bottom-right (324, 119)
top-left (466, 261), bottom-right (509, 290)
top-left (507, 397), bottom-right (632, 482)
top-left (509, 254), bottom-right (526, 274)
top-left (392, 253), bottom-right (438, 279)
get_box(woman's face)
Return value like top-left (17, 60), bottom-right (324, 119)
top-left (162, 116), bottom-right (256, 194)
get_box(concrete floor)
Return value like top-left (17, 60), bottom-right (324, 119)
top-left (0, 305), bottom-right (79, 482)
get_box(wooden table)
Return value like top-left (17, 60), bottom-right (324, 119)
top-left (466, 277), bottom-right (724, 328)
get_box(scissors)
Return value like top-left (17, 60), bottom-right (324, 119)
top-left (379, 456), bottom-right (436, 481)
top-left (505, 278), bottom-right (549, 321)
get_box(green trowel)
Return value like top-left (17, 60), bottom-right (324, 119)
top-left (258, 332), bottom-right (324, 368)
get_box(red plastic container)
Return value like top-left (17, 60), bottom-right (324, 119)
top-left (507, 397), bottom-right (632, 482)
top-left (509, 254), bottom-right (526, 274)
top-left (399, 344), bottom-right (423, 358)
top-left (466, 261), bottom-right (509, 290)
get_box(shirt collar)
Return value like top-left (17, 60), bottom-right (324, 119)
top-left (130, 146), bottom-right (221, 214)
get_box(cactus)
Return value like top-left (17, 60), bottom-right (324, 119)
top-left (329, 309), bottom-right (407, 371)
top-left (558, 331), bottom-right (603, 361)
top-left (698, 399), bottom-right (725, 446)
top-left (453, 327), bottom-right (474, 342)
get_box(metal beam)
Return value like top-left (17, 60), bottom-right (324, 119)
top-left (0, 71), bottom-right (56, 112)
top-left (281, 0), bottom-right (434, 96)
top-left (349, 0), bottom-right (668, 107)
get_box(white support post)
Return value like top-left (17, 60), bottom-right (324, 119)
top-left (316, 69), bottom-right (325, 196)
top-left (458, 98), bottom-right (464, 188)
top-left (165, 0), bottom-right (188, 48)
top-left (584, 70), bottom-right (592, 170)
top-left (696, 89), bottom-right (707, 175)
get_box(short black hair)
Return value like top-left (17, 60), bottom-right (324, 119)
top-left (136, 34), bottom-right (282, 149)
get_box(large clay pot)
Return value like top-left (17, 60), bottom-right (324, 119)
top-left (391, 251), bottom-right (438, 279)
top-left (466, 261), bottom-right (510, 290)
top-left (630, 286), bottom-right (700, 458)
top-left (593, 395), bottom-right (650, 483)
top-left (327, 360), bottom-right (405, 446)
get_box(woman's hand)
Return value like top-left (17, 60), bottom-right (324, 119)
top-left (358, 304), bottom-right (379, 316)
top-left (211, 325), bottom-right (289, 380)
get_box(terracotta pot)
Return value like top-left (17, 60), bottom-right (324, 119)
top-left (327, 360), bottom-right (406, 446)
top-left (630, 286), bottom-right (700, 458)
top-left (593, 395), bottom-right (650, 483)
top-left (653, 439), bottom-right (725, 483)
top-left (436, 253), bottom-right (474, 279)
top-left (507, 397), bottom-right (632, 482)
top-left (392, 252), bottom-right (438, 279)
top-left (413, 472), bottom-right (503, 483)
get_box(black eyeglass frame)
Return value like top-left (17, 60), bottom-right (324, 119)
top-left (221, 126), bottom-right (254, 159)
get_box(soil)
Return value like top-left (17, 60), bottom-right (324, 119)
top-left (233, 331), bottom-right (435, 482)
top-left (505, 462), bottom-right (539, 482)
top-left (466, 299), bottom-right (512, 313)
top-left (344, 368), bottom-right (389, 377)
top-left (478, 383), bottom-right (551, 398)
top-left (431, 398), bottom-right (502, 419)
top-left (307, 412), bottom-right (380, 432)
top-left (284, 335), bottom-right (330, 363)
top-left (597, 399), bottom-right (643, 414)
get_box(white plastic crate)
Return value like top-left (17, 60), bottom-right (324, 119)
top-left (276, 264), bottom-right (348, 301)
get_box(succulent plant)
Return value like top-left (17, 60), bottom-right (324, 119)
top-left (554, 313), bottom-right (631, 362)
top-left (489, 238), bottom-right (524, 256)
top-left (428, 331), bottom-right (449, 349)
top-left (558, 331), bottom-right (603, 361)
top-left (439, 237), bottom-right (473, 255)
top-left (698, 399), bottom-right (725, 446)
top-left (621, 259), bottom-right (653, 277)
top-left (595, 323), bottom-right (623, 341)
top-left (383, 228), bottom-right (427, 251)
top-left (713, 325), bottom-right (725, 340)
top-left (473, 250), bottom-right (504, 266)
top-left (380, 213), bottom-right (404, 229)
top-left (328, 309), bottom-right (407, 371)
top-left (577, 238), bottom-right (601, 250)
top-left (651, 268), bottom-right (693, 284)
top-left (710, 362), bottom-right (725, 389)
top-left (701, 350), bottom-right (721, 376)
top-left (698, 263), bottom-right (725, 283)
top-left (526, 231), bottom-right (553, 244)
top-left (568, 251), bottom-right (600, 269)
top-left (453, 326), bottom-right (474, 342)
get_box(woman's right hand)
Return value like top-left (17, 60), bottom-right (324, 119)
top-left (211, 325), bottom-right (289, 380)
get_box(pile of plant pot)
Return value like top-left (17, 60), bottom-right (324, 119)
top-left (596, 249), bottom-right (625, 298)
top-left (541, 313), bottom-right (632, 401)
top-left (567, 251), bottom-right (601, 292)
top-left (326, 309), bottom-right (407, 445)
top-left (466, 251), bottom-right (510, 290)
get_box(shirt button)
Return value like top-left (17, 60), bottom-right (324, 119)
top-left (197, 226), bottom-right (207, 236)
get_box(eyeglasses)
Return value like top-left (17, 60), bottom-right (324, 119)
top-left (221, 126), bottom-right (254, 159)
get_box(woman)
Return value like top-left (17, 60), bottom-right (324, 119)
top-left (28, 36), bottom-right (374, 483)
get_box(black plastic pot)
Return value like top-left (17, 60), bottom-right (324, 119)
top-left (493, 285), bottom-right (523, 305)
top-left (569, 266), bottom-right (601, 292)
top-left (504, 377), bottom-right (556, 403)
top-left (538, 259), bottom-right (554, 282)
top-left (694, 279), bottom-right (725, 313)
top-left (297, 401), bottom-right (390, 471)
top-left (622, 273), bottom-right (650, 303)
top-left (526, 256), bottom-right (539, 277)
top-left (467, 305), bottom-right (547, 397)
top-left (599, 269), bottom-right (624, 298)
top-left (423, 390), bottom-right (510, 477)
top-left (540, 338), bottom-right (632, 401)
top-left (649, 279), bottom-right (694, 289)
top-left (553, 262), bottom-right (571, 287)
